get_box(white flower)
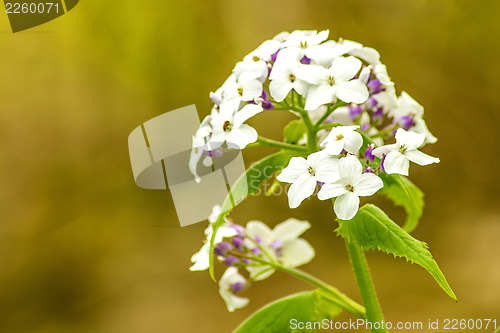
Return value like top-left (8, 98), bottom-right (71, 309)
top-left (219, 267), bottom-right (249, 312)
top-left (318, 155), bottom-right (383, 220)
top-left (277, 151), bottom-right (340, 208)
top-left (223, 73), bottom-right (263, 104)
top-left (269, 58), bottom-right (310, 102)
top-left (244, 219), bottom-right (315, 281)
top-left (234, 40), bottom-right (281, 83)
top-left (320, 125), bottom-right (363, 155)
top-left (296, 56), bottom-right (369, 110)
top-left (390, 91), bottom-right (424, 118)
top-left (413, 117), bottom-right (437, 144)
top-left (283, 29), bottom-right (329, 51)
top-left (372, 128), bottom-right (440, 176)
top-left (209, 102), bottom-right (262, 150)
top-left (190, 205), bottom-right (238, 271)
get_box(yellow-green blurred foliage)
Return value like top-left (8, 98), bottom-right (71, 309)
top-left (0, 1), bottom-right (499, 332)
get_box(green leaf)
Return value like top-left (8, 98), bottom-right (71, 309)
top-left (379, 173), bottom-right (424, 233)
top-left (234, 290), bottom-right (342, 333)
top-left (283, 120), bottom-right (307, 144)
top-left (336, 204), bottom-right (457, 301)
top-left (209, 151), bottom-right (292, 280)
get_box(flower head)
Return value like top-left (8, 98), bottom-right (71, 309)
top-left (372, 128), bottom-right (440, 176)
top-left (318, 155), bottom-right (383, 220)
top-left (219, 267), bottom-right (249, 312)
top-left (320, 125), bottom-right (363, 155)
top-left (277, 151), bottom-right (340, 208)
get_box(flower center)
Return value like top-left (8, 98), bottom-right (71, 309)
top-left (399, 144), bottom-right (407, 153)
top-left (252, 55), bottom-right (260, 62)
top-left (346, 184), bottom-right (354, 192)
top-left (308, 166), bottom-right (315, 176)
top-left (223, 120), bottom-right (233, 132)
top-left (289, 73), bottom-right (296, 83)
top-left (336, 134), bottom-right (344, 141)
top-left (328, 76), bottom-right (335, 86)
top-left (300, 41), bottom-right (308, 48)
top-left (237, 87), bottom-right (243, 96)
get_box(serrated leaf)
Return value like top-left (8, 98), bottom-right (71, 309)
top-left (283, 120), bottom-right (307, 144)
top-left (234, 290), bottom-right (342, 333)
top-left (209, 151), bottom-right (292, 280)
top-left (336, 204), bottom-right (456, 301)
top-left (379, 173), bottom-right (424, 233)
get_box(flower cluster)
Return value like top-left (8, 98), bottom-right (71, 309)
top-left (190, 205), bottom-right (315, 312)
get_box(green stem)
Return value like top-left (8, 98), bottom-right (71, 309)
top-left (300, 111), bottom-right (319, 152)
top-left (371, 125), bottom-right (398, 138)
top-left (236, 253), bottom-right (365, 318)
top-left (345, 240), bottom-right (388, 333)
top-left (256, 136), bottom-right (308, 152)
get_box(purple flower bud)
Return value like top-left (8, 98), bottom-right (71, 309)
top-left (316, 181), bottom-right (324, 187)
top-left (230, 281), bottom-right (245, 293)
top-left (380, 155), bottom-right (386, 173)
top-left (300, 55), bottom-right (311, 64)
top-left (367, 79), bottom-right (384, 94)
top-left (232, 237), bottom-right (245, 251)
top-left (250, 247), bottom-right (261, 255)
top-left (254, 236), bottom-right (261, 244)
top-left (360, 123), bottom-right (370, 132)
top-left (242, 258), bottom-right (251, 264)
top-left (365, 96), bottom-right (378, 110)
top-left (214, 242), bottom-right (233, 256)
top-left (365, 166), bottom-right (374, 173)
top-left (349, 104), bottom-right (362, 119)
top-left (394, 115), bottom-right (415, 131)
top-left (232, 224), bottom-right (246, 237)
top-left (206, 149), bottom-right (223, 158)
top-left (365, 144), bottom-right (375, 163)
top-left (271, 240), bottom-right (284, 250)
top-left (223, 256), bottom-right (240, 266)
top-left (271, 49), bottom-right (280, 63)
top-left (372, 107), bottom-right (384, 125)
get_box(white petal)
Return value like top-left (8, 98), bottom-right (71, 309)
top-left (339, 155), bottom-right (362, 184)
top-left (353, 173), bottom-right (383, 197)
top-left (413, 117), bottom-right (438, 144)
top-left (372, 144), bottom-right (398, 158)
top-left (287, 174), bottom-right (317, 208)
top-left (277, 157), bottom-right (309, 183)
top-left (233, 104), bottom-right (263, 127)
top-left (273, 218), bottom-right (311, 241)
top-left (325, 140), bottom-right (345, 155)
top-left (295, 64), bottom-right (329, 85)
top-left (395, 128), bottom-right (425, 150)
top-left (334, 192), bottom-right (360, 220)
top-left (305, 41), bottom-right (336, 67)
top-left (384, 151), bottom-right (410, 176)
top-left (335, 80), bottom-right (369, 104)
top-left (269, 78), bottom-right (293, 102)
top-left (246, 265), bottom-right (275, 281)
top-left (241, 80), bottom-right (263, 101)
top-left (246, 221), bottom-right (273, 245)
top-left (312, 155), bottom-right (340, 183)
top-left (225, 125), bottom-right (258, 149)
top-left (349, 46), bottom-right (381, 65)
top-left (331, 56), bottom-right (362, 82)
top-left (304, 84), bottom-right (336, 111)
top-left (404, 150), bottom-right (440, 166)
top-left (282, 239), bottom-right (315, 267)
top-left (189, 243), bottom-right (210, 271)
top-left (342, 131), bottom-right (363, 154)
top-left (317, 182), bottom-right (347, 200)
top-left (293, 79), bottom-right (310, 98)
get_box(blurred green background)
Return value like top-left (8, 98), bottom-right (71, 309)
top-left (1, 0), bottom-right (499, 332)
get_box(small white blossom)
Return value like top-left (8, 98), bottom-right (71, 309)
top-left (219, 267), bottom-right (249, 312)
top-left (320, 125), bottom-right (363, 155)
top-left (283, 29), bottom-right (329, 52)
top-left (190, 205), bottom-right (238, 271)
top-left (223, 73), bottom-right (263, 104)
top-left (234, 40), bottom-right (281, 83)
top-left (318, 155), bottom-right (383, 220)
top-left (277, 151), bottom-right (340, 208)
top-left (296, 56), bottom-right (369, 110)
top-left (209, 102), bottom-right (263, 150)
top-left (269, 58), bottom-right (310, 102)
top-left (372, 128), bottom-right (440, 176)
top-left (244, 219), bottom-right (315, 281)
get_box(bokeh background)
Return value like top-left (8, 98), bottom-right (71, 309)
top-left (1, 0), bottom-right (499, 332)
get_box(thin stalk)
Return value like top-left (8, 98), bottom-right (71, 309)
top-left (300, 111), bottom-right (319, 152)
top-left (371, 125), bottom-right (398, 138)
top-left (345, 240), bottom-right (388, 333)
top-left (256, 136), bottom-right (308, 152)
top-left (234, 253), bottom-right (365, 318)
